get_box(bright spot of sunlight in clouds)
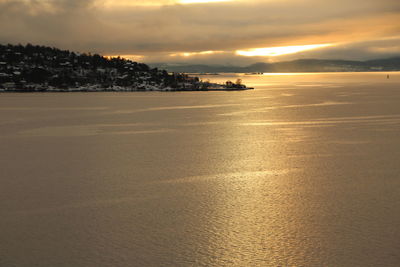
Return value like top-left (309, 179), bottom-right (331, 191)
top-left (170, 51), bottom-right (225, 57)
top-left (101, 0), bottom-right (235, 7)
top-left (179, 0), bottom-right (233, 4)
top-left (236, 44), bottom-right (333, 57)
top-left (105, 54), bottom-right (145, 61)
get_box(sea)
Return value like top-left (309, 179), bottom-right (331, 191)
top-left (1, 72), bottom-right (399, 267)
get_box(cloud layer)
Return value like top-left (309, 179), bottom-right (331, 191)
top-left (0, 0), bottom-right (399, 64)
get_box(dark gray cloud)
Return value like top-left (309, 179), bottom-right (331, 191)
top-left (0, 0), bottom-right (399, 64)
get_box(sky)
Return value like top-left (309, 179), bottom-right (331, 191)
top-left (0, 0), bottom-right (399, 65)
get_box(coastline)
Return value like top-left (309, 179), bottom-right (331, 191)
top-left (0, 86), bottom-right (254, 93)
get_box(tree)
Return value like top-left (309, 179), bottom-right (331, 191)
top-left (25, 68), bottom-right (51, 84)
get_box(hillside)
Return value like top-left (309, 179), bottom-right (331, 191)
top-left (0, 44), bottom-right (248, 92)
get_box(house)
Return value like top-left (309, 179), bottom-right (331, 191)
top-left (2, 82), bottom-right (16, 90)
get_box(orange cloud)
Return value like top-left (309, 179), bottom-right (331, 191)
top-left (236, 44), bottom-right (333, 57)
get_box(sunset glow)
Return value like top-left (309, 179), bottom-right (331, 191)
top-left (105, 54), bottom-right (145, 61)
top-left (170, 51), bottom-right (224, 57)
top-left (1, 0), bottom-right (398, 64)
top-left (236, 44), bottom-right (333, 57)
top-left (2, 1), bottom-right (400, 265)
top-left (101, 0), bottom-right (235, 7)
top-left (179, 0), bottom-right (233, 4)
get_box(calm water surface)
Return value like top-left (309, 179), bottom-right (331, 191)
top-left (1, 72), bottom-right (400, 266)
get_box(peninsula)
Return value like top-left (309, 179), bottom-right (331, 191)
top-left (0, 44), bottom-right (252, 92)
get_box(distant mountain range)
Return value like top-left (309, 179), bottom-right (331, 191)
top-left (152, 57), bottom-right (400, 73)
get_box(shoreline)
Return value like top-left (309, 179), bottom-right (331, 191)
top-left (0, 87), bottom-right (254, 93)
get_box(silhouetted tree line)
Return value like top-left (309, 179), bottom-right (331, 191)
top-left (0, 43), bottom-right (205, 90)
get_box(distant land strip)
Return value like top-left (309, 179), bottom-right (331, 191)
top-left (152, 57), bottom-right (400, 73)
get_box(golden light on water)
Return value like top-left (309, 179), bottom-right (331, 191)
top-left (236, 44), bottom-right (333, 57)
top-left (262, 73), bottom-right (318, 76)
